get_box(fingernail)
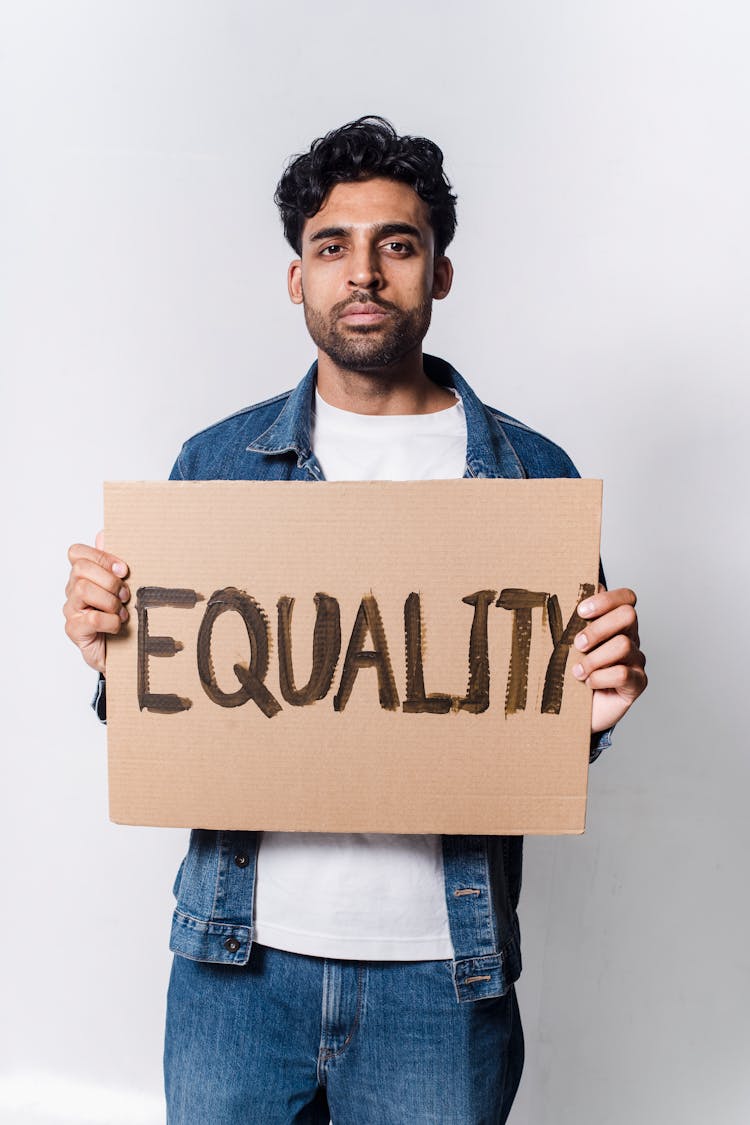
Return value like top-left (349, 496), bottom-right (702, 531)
top-left (572, 663), bottom-right (585, 679)
top-left (574, 633), bottom-right (587, 650)
top-left (118, 586), bottom-right (129, 602)
top-left (119, 606), bottom-right (129, 622)
top-left (578, 600), bottom-right (594, 617)
top-left (113, 562), bottom-right (127, 578)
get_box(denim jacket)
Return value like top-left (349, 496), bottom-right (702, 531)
top-left (95, 354), bottom-right (610, 1004)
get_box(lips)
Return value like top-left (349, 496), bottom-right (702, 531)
top-left (339, 302), bottom-right (390, 324)
top-left (341, 302), bottom-right (386, 316)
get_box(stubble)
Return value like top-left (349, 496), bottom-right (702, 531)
top-left (302, 291), bottom-right (433, 372)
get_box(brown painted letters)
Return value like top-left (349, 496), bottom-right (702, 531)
top-left (136, 586), bottom-right (199, 714)
top-left (197, 588), bottom-right (282, 717)
top-left (134, 584), bottom-right (592, 720)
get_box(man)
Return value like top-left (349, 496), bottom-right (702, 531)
top-left (63, 117), bottom-right (647, 1124)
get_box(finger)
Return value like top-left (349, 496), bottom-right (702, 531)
top-left (65, 606), bottom-right (127, 643)
top-left (66, 576), bottom-right (129, 619)
top-left (65, 558), bottom-right (129, 605)
top-left (64, 594), bottom-right (129, 628)
top-left (577, 587), bottom-right (636, 620)
top-left (571, 634), bottom-right (643, 681)
top-left (68, 541), bottom-right (128, 580)
top-left (573, 603), bottom-right (638, 653)
top-left (580, 663), bottom-right (648, 697)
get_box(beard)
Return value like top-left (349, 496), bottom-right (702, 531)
top-left (302, 291), bottom-right (433, 371)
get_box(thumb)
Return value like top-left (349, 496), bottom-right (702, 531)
top-left (95, 528), bottom-right (105, 551)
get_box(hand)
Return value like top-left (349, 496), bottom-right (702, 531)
top-left (63, 531), bottom-right (130, 674)
top-left (571, 586), bottom-right (647, 734)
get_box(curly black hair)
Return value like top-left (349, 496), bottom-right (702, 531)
top-left (274, 116), bottom-right (457, 257)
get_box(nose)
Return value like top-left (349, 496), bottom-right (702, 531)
top-left (347, 244), bottom-right (382, 291)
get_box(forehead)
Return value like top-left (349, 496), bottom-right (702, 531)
top-left (302, 177), bottom-right (432, 241)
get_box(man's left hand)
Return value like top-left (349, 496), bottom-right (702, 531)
top-left (571, 587), bottom-right (648, 734)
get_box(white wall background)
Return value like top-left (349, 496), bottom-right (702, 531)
top-left (1, 1), bottom-right (747, 1122)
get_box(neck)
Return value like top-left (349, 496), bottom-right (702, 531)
top-left (315, 346), bottom-right (457, 416)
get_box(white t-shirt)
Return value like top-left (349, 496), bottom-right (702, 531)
top-left (252, 384), bottom-right (468, 960)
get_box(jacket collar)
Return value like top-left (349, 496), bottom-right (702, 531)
top-left (246, 361), bottom-right (318, 465)
top-left (247, 354), bottom-right (525, 479)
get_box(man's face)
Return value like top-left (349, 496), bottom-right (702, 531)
top-left (287, 177), bottom-right (452, 371)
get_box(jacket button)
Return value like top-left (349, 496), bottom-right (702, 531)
top-left (224, 937), bottom-right (241, 953)
top-left (234, 853), bottom-right (249, 868)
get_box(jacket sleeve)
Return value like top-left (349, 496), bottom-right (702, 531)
top-left (92, 673), bottom-right (107, 724)
top-left (590, 727), bottom-right (613, 763)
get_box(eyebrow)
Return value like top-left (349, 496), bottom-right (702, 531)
top-left (307, 222), bottom-right (425, 244)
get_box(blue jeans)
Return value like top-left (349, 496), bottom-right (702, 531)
top-left (164, 943), bottom-right (524, 1123)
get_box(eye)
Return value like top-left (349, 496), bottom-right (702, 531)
top-left (320, 243), bottom-right (344, 257)
top-left (384, 241), bottom-right (411, 254)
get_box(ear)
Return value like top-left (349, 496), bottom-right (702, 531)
top-left (288, 259), bottom-right (304, 305)
top-left (432, 256), bottom-right (454, 301)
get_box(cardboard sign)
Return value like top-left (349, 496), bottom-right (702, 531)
top-left (104, 479), bottom-right (602, 835)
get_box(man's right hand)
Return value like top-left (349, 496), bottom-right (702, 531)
top-left (63, 531), bottom-right (130, 674)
